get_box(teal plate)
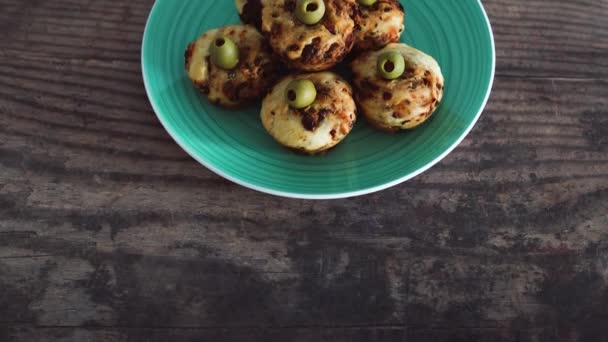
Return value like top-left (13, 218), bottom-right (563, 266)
top-left (142, 0), bottom-right (495, 199)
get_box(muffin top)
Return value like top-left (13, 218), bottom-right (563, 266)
top-left (351, 43), bottom-right (444, 131)
top-left (185, 24), bottom-right (278, 107)
top-left (261, 72), bottom-right (357, 153)
top-left (247, 0), bottom-right (359, 71)
top-left (354, 0), bottom-right (405, 50)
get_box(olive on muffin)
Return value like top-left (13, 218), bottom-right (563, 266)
top-left (261, 72), bottom-right (357, 154)
top-left (185, 25), bottom-right (279, 107)
top-left (354, 0), bottom-right (405, 50)
top-left (351, 43), bottom-right (444, 132)
top-left (240, 0), bottom-right (358, 72)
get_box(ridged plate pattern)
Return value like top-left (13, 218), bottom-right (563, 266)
top-left (142, 0), bottom-right (495, 199)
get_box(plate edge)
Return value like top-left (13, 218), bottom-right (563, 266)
top-left (141, 0), bottom-right (497, 200)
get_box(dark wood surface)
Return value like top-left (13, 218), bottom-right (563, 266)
top-left (1, 0), bottom-right (607, 341)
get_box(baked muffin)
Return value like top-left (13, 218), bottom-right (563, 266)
top-left (261, 72), bottom-right (357, 154)
top-left (351, 43), bottom-right (444, 132)
top-left (354, 0), bottom-right (405, 50)
top-left (242, 0), bottom-right (358, 72)
top-left (185, 25), bottom-right (279, 107)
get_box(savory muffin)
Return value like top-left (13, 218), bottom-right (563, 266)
top-left (354, 0), bottom-right (405, 50)
top-left (242, 0), bottom-right (358, 72)
top-left (185, 25), bottom-right (279, 107)
top-left (261, 72), bottom-right (357, 154)
top-left (351, 43), bottom-right (444, 132)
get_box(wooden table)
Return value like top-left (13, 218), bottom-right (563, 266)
top-left (1, 0), bottom-right (607, 341)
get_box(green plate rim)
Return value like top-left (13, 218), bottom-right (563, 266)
top-left (141, 0), bottom-right (496, 199)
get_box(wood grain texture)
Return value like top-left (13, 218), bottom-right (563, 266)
top-left (1, 0), bottom-right (607, 341)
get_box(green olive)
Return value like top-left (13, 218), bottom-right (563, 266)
top-left (295, 0), bottom-right (326, 25)
top-left (209, 36), bottom-right (239, 70)
top-left (286, 79), bottom-right (317, 109)
top-left (377, 51), bottom-right (406, 80)
top-left (359, 0), bottom-right (377, 6)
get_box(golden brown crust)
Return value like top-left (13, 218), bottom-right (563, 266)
top-left (257, 0), bottom-right (359, 72)
top-left (351, 43), bottom-right (444, 131)
top-left (185, 25), bottom-right (279, 107)
top-left (261, 72), bottom-right (357, 154)
top-left (354, 0), bottom-right (405, 50)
